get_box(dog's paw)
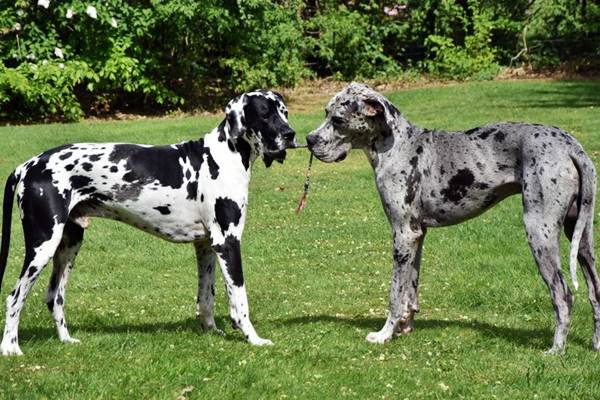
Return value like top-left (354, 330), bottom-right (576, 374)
top-left (60, 336), bottom-right (81, 345)
top-left (209, 327), bottom-right (225, 337)
top-left (248, 337), bottom-right (273, 346)
top-left (394, 320), bottom-right (414, 336)
top-left (1, 342), bottom-right (23, 356)
top-left (366, 331), bottom-right (392, 344)
top-left (543, 345), bottom-right (565, 356)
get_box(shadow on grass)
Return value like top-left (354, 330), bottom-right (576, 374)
top-left (19, 314), bottom-right (591, 350)
top-left (20, 316), bottom-right (246, 344)
top-left (506, 80), bottom-right (600, 109)
top-left (278, 314), bottom-right (590, 350)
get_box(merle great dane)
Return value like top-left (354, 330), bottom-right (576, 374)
top-left (306, 82), bottom-right (598, 354)
top-left (0, 90), bottom-right (296, 355)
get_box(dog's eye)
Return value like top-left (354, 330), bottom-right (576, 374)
top-left (330, 116), bottom-right (345, 126)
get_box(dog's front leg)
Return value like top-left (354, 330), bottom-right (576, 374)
top-left (210, 231), bottom-right (272, 346)
top-left (367, 225), bottom-right (425, 344)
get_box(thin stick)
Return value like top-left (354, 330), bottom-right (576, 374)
top-left (295, 153), bottom-right (313, 214)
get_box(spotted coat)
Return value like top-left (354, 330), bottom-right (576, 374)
top-left (307, 82), bottom-right (599, 354)
top-left (0, 90), bottom-right (296, 356)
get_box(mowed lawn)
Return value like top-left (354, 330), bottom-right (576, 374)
top-left (0, 80), bottom-right (599, 399)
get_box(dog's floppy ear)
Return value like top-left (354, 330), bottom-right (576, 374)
top-left (361, 96), bottom-right (395, 136)
top-left (225, 95), bottom-right (247, 139)
top-left (362, 98), bottom-right (386, 118)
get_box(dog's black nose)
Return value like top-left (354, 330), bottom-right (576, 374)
top-left (283, 129), bottom-right (295, 142)
top-left (306, 134), bottom-right (318, 148)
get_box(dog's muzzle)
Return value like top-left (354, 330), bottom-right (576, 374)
top-left (263, 129), bottom-right (296, 167)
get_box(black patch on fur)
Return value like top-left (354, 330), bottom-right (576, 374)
top-left (109, 166), bottom-right (118, 173)
top-left (109, 144), bottom-right (185, 189)
top-left (227, 139), bottom-right (236, 152)
top-left (494, 131), bottom-right (506, 142)
top-left (65, 164), bottom-right (74, 171)
top-left (78, 187), bottom-right (97, 196)
top-left (81, 162), bottom-right (93, 171)
top-left (215, 197), bottom-right (242, 233)
top-left (393, 249), bottom-right (410, 266)
top-left (213, 235), bottom-right (244, 286)
top-left (206, 152), bottom-right (220, 179)
top-left (89, 154), bottom-right (102, 162)
top-left (59, 152), bottom-right (72, 160)
top-left (27, 266), bottom-right (37, 278)
top-left (70, 175), bottom-right (92, 189)
top-left (153, 206), bottom-right (171, 215)
top-left (404, 156), bottom-right (422, 204)
top-left (217, 121), bottom-right (228, 142)
top-left (179, 140), bottom-right (220, 180)
top-left (478, 129), bottom-right (494, 140)
top-left (186, 181), bottom-right (198, 200)
top-left (441, 168), bottom-right (475, 203)
top-left (235, 139), bottom-right (252, 170)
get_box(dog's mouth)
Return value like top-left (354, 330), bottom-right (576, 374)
top-left (263, 149), bottom-right (287, 168)
top-left (334, 152), bottom-right (347, 162)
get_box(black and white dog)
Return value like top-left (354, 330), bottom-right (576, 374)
top-left (0, 90), bottom-right (296, 356)
top-left (307, 82), bottom-right (598, 354)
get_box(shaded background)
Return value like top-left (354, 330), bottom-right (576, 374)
top-left (1, 0), bottom-right (599, 121)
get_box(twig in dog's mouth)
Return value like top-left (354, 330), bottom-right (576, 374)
top-left (296, 152), bottom-right (313, 214)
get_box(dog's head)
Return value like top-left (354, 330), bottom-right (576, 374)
top-left (224, 90), bottom-right (296, 167)
top-left (306, 82), bottom-right (399, 163)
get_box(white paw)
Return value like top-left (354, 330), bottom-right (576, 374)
top-left (366, 331), bottom-right (392, 344)
top-left (61, 336), bottom-right (81, 345)
top-left (544, 346), bottom-right (565, 356)
top-left (207, 327), bottom-right (225, 336)
top-left (1, 342), bottom-right (23, 356)
top-left (198, 320), bottom-right (225, 336)
top-left (249, 337), bottom-right (273, 346)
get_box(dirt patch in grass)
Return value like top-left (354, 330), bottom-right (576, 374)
top-left (79, 69), bottom-right (600, 122)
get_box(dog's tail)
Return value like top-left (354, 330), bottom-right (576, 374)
top-left (568, 149), bottom-right (597, 291)
top-left (0, 171), bottom-right (17, 293)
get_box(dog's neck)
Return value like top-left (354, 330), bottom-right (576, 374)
top-left (364, 115), bottom-right (416, 172)
top-left (202, 121), bottom-right (259, 173)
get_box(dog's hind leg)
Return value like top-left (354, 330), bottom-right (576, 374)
top-left (45, 220), bottom-right (84, 345)
top-left (564, 202), bottom-right (600, 350)
top-left (522, 167), bottom-right (576, 354)
top-left (194, 240), bottom-right (222, 334)
top-left (1, 200), bottom-right (67, 355)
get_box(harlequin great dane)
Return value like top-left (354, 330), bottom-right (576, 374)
top-left (306, 82), bottom-right (599, 354)
top-left (0, 90), bottom-right (296, 356)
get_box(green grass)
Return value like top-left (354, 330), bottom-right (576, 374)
top-left (0, 79), bottom-right (599, 399)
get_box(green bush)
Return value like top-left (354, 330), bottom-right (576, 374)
top-left (0, 0), bottom-right (598, 122)
top-left (307, 5), bottom-right (400, 80)
top-left (423, 1), bottom-right (500, 79)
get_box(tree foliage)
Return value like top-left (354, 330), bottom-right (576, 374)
top-left (0, 0), bottom-right (598, 121)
